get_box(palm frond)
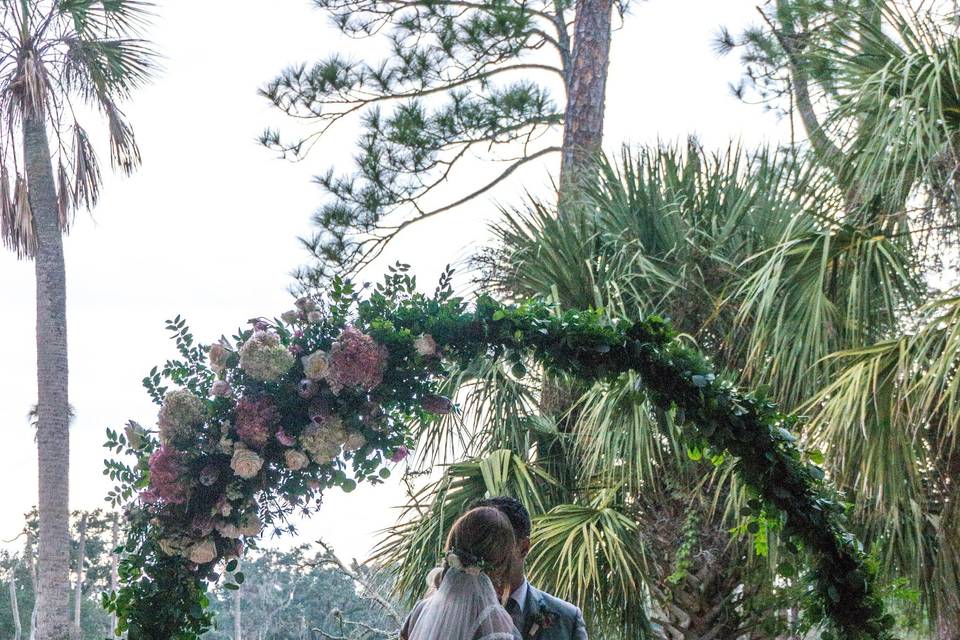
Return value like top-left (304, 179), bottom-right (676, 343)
top-left (803, 292), bottom-right (960, 618)
top-left (526, 492), bottom-right (652, 638)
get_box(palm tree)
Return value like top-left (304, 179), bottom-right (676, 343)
top-left (725, 2), bottom-right (960, 635)
top-left (0, 3), bottom-right (153, 639)
top-left (377, 144), bottom-right (902, 639)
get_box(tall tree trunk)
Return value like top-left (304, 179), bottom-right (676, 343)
top-left (71, 516), bottom-right (86, 640)
top-left (559, 0), bottom-right (613, 188)
top-left (24, 112), bottom-right (71, 640)
top-left (233, 587), bottom-right (242, 640)
top-left (9, 566), bottom-right (22, 640)
top-left (109, 517), bottom-right (119, 637)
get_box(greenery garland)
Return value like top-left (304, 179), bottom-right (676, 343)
top-left (103, 275), bottom-right (895, 640)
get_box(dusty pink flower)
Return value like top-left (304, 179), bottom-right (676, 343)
top-left (239, 331), bottom-right (295, 382)
top-left (231, 445), bottom-right (264, 479)
top-left (211, 380), bottom-right (232, 398)
top-left (284, 449), bottom-right (310, 471)
top-left (234, 397), bottom-right (279, 449)
top-left (276, 429), bottom-right (296, 447)
top-left (307, 310), bottom-right (323, 323)
top-left (421, 395), bottom-right (454, 415)
top-left (214, 496), bottom-right (232, 517)
top-left (390, 446), bottom-right (410, 463)
top-left (148, 446), bottom-right (191, 504)
top-left (326, 328), bottom-right (388, 395)
top-left (414, 334), bottom-right (438, 357)
top-left (281, 309), bottom-right (300, 325)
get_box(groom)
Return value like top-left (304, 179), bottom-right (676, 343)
top-left (473, 497), bottom-right (588, 640)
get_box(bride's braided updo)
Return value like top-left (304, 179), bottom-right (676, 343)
top-left (442, 506), bottom-right (516, 591)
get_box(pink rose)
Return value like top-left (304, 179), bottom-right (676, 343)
top-left (211, 380), bottom-right (232, 398)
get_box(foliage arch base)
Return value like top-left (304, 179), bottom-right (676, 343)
top-left (105, 279), bottom-right (894, 640)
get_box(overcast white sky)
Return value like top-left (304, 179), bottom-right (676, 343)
top-left (0, 0), bottom-right (787, 561)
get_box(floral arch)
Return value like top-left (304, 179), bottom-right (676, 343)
top-left (103, 279), bottom-right (895, 640)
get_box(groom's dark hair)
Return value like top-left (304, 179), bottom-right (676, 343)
top-left (472, 496), bottom-right (531, 540)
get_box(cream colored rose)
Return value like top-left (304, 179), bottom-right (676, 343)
top-left (281, 309), bottom-right (300, 324)
top-left (307, 310), bottom-right (323, 323)
top-left (344, 432), bottom-right (366, 452)
top-left (231, 445), bottom-right (263, 479)
top-left (284, 449), bottom-right (310, 471)
top-left (188, 539), bottom-right (218, 564)
top-left (414, 334), bottom-right (438, 357)
top-left (301, 350), bottom-right (329, 380)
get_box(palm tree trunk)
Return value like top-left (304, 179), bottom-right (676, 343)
top-left (559, 0), bottom-right (613, 187)
top-left (71, 516), bottom-right (86, 640)
top-left (23, 112), bottom-right (71, 640)
top-left (9, 566), bottom-right (22, 640)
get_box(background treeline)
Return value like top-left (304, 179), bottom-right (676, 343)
top-left (0, 512), bottom-right (395, 640)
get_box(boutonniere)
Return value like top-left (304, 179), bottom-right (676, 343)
top-left (527, 609), bottom-right (558, 637)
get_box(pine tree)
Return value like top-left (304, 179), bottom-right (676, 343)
top-left (262, 0), bottom-right (622, 286)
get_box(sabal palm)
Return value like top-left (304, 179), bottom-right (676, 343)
top-left (0, 3), bottom-right (153, 639)
top-left (805, 294), bottom-right (960, 635)
top-left (377, 144), bottom-right (884, 639)
top-left (743, 1), bottom-right (960, 633)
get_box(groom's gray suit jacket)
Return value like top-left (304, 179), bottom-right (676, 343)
top-left (517, 584), bottom-right (587, 640)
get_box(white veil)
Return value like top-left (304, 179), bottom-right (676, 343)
top-left (407, 567), bottom-right (520, 640)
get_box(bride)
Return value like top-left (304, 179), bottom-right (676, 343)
top-left (400, 506), bottom-right (522, 640)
